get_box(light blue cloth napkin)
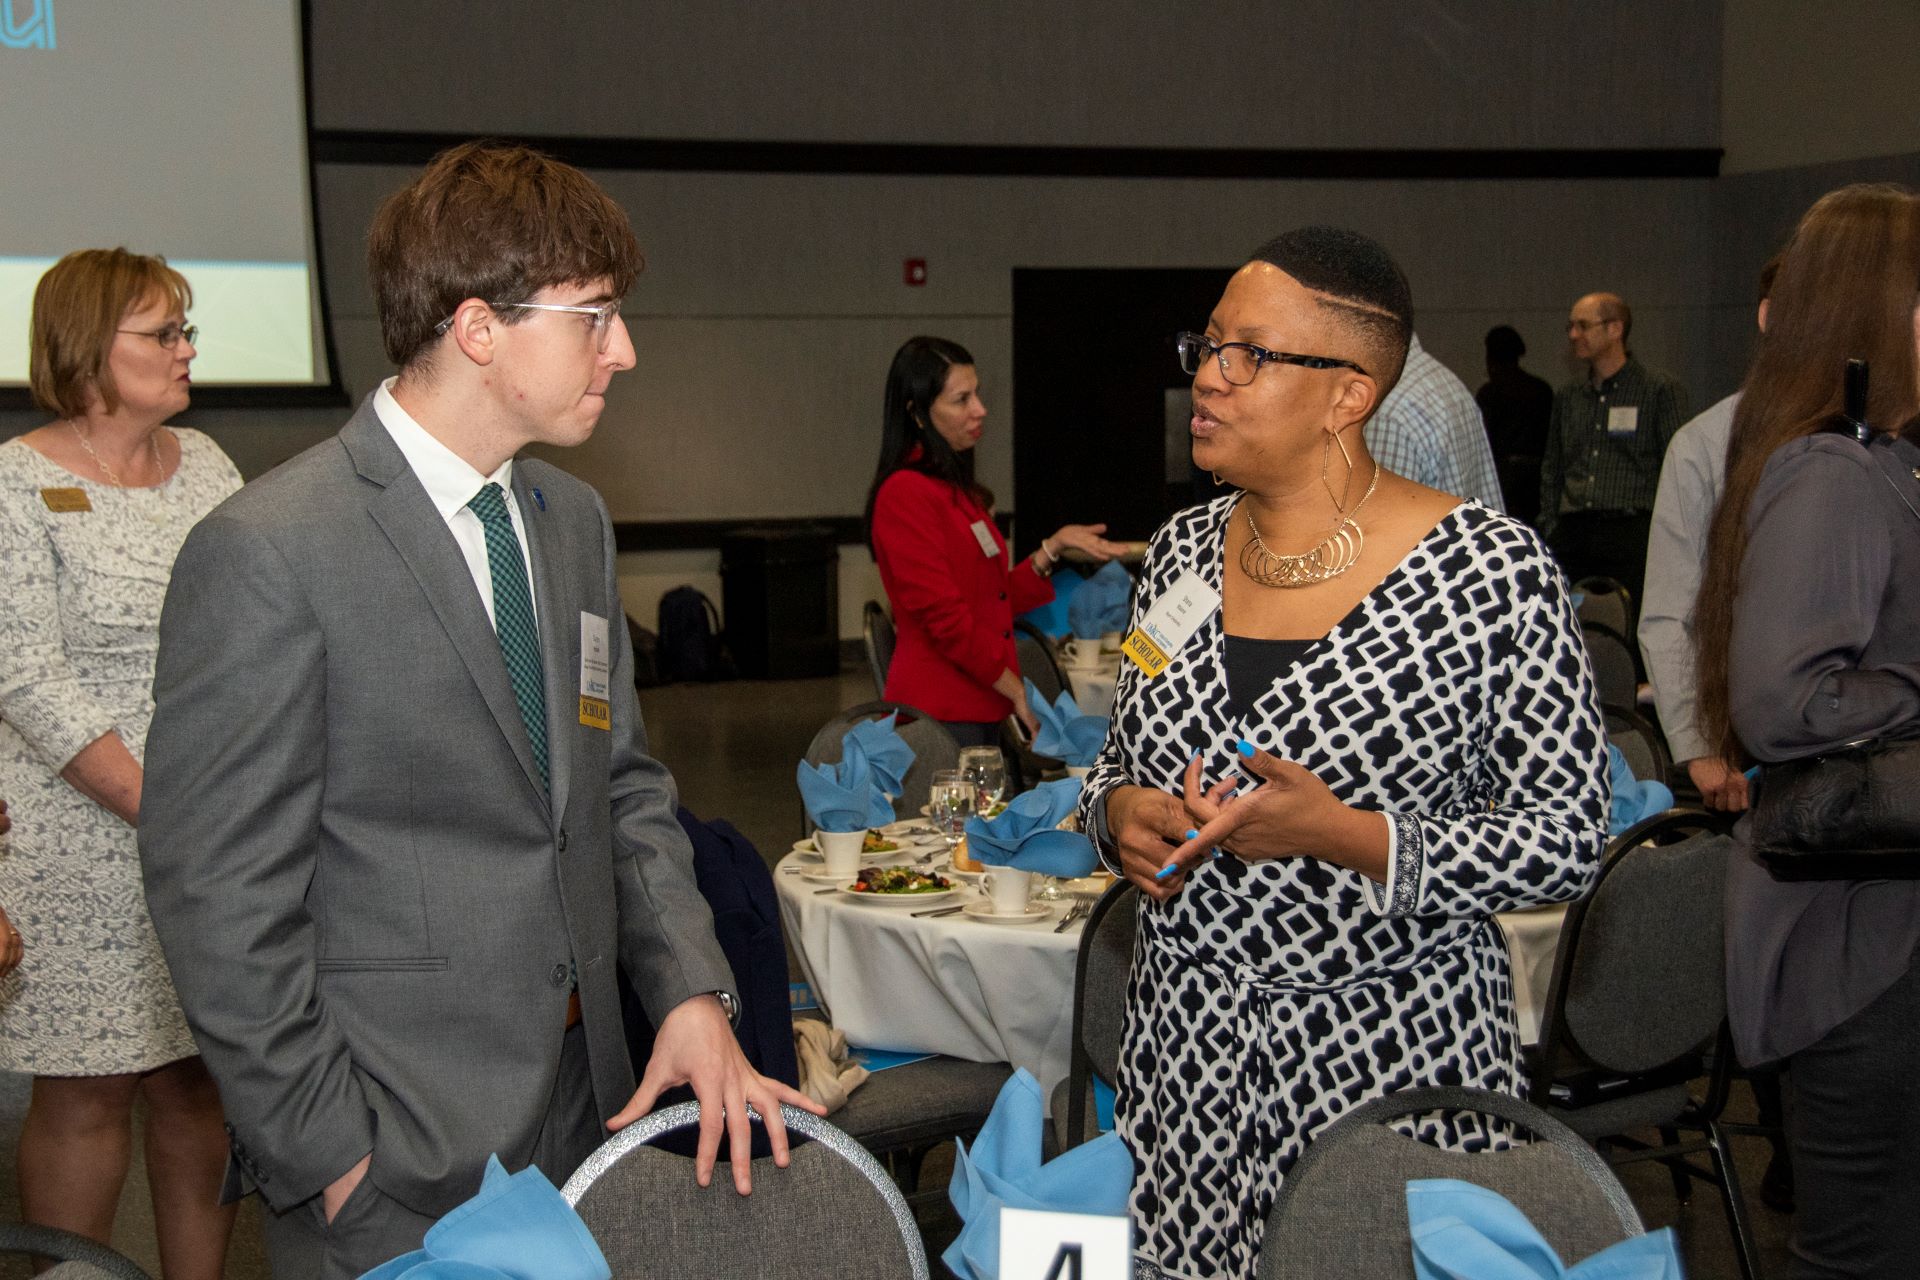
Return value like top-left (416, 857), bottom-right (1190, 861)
top-left (843, 713), bottom-right (916, 799)
top-left (358, 1155), bottom-right (610, 1280)
top-left (1067, 561), bottom-right (1131, 640)
top-left (1607, 744), bottom-right (1674, 836)
top-left (964, 778), bottom-right (1098, 878)
top-left (1023, 680), bottom-right (1109, 767)
top-left (796, 736), bottom-right (896, 832)
top-left (944, 1069), bottom-right (1132, 1280)
top-left (1407, 1179), bottom-right (1682, 1279)
top-left (1017, 566), bottom-right (1087, 639)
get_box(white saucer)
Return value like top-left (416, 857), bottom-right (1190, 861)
top-left (797, 866), bottom-right (861, 884)
top-left (961, 900), bottom-right (1053, 925)
top-left (943, 854), bottom-right (984, 880)
top-left (840, 885), bottom-right (959, 908)
top-left (880, 819), bottom-right (939, 839)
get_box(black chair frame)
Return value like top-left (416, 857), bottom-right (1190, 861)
top-left (1062, 879), bottom-right (1138, 1149)
top-left (1602, 701), bottom-right (1674, 790)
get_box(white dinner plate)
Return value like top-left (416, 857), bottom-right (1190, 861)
top-left (880, 819), bottom-right (939, 839)
top-left (839, 884), bottom-right (960, 908)
top-left (796, 866), bottom-right (856, 884)
top-left (943, 854), bottom-right (984, 881)
top-left (961, 900), bottom-right (1053, 925)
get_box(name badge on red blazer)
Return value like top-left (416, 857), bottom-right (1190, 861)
top-left (969, 519), bottom-right (1000, 557)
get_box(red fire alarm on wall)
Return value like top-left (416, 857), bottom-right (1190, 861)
top-left (903, 258), bottom-right (927, 286)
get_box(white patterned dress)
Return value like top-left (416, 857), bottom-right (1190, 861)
top-left (1078, 497), bottom-right (1609, 1280)
top-left (0, 430), bottom-right (241, 1075)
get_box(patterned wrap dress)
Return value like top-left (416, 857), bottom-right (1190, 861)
top-left (1077, 496), bottom-right (1609, 1280)
top-left (0, 430), bottom-right (241, 1075)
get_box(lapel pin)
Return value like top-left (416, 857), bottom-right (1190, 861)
top-left (532, 487), bottom-right (546, 511)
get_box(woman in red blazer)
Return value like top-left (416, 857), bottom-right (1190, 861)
top-left (864, 337), bottom-right (1126, 745)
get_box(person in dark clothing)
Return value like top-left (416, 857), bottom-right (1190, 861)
top-left (1475, 325), bottom-right (1553, 526)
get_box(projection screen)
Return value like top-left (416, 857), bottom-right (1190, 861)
top-left (0, 0), bottom-right (333, 392)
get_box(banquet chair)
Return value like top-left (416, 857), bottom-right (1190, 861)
top-left (1573, 575), bottom-right (1634, 636)
top-left (1525, 808), bottom-right (1761, 1280)
top-left (0, 1223), bottom-right (152, 1279)
top-left (800, 700), bottom-right (958, 834)
top-left (1014, 620), bottom-right (1071, 703)
top-left (1580, 621), bottom-right (1642, 712)
top-left (862, 601), bottom-right (895, 699)
top-left (1604, 703), bottom-right (1673, 789)
top-left (1260, 1087), bottom-right (1643, 1279)
top-left (1052, 880), bottom-right (1138, 1153)
top-left (563, 1101), bottom-right (930, 1280)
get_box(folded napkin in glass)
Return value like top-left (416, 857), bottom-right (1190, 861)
top-left (945, 1068), bottom-right (1131, 1280)
top-left (1408, 1179), bottom-right (1680, 1280)
top-left (357, 1155), bottom-right (610, 1280)
top-left (1023, 680), bottom-right (1109, 767)
top-left (1607, 744), bottom-right (1674, 836)
top-left (964, 778), bottom-right (1098, 878)
top-left (842, 712), bottom-right (916, 798)
top-left (796, 736), bottom-right (895, 832)
top-left (1067, 560), bottom-right (1132, 639)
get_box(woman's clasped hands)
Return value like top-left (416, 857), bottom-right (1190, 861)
top-left (1105, 741), bottom-right (1389, 901)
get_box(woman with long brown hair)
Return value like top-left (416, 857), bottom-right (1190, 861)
top-left (1695, 183), bottom-right (1920, 1279)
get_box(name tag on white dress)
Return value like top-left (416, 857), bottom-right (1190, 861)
top-left (1121, 569), bottom-right (1220, 679)
top-left (970, 519), bottom-right (1001, 557)
top-left (1606, 406), bottom-right (1639, 437)
top-left (579, 611), bottom-right (611, 729)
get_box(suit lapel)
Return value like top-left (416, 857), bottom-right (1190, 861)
top-left (344, 406), bottom-right (550, 807)
top-left (516, 467), bottom-right (576, 825)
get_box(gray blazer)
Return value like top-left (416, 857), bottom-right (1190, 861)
top-left (139, 399), bottom-right (733, 1217)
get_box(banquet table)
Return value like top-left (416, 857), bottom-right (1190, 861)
top-left (774, 845), bottom-right (1087, 1104)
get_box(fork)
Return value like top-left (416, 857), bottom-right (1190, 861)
top-left (1053, 902), bottom-right (1089, 933)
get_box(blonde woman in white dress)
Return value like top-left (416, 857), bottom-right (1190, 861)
top-left (0, 249), bottom-right (242, 1277)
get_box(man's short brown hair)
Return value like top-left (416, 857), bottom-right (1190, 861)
top-left (367, 141), bottom-right (643, 370)
top-left (30, 248), bottom-right (192, 418)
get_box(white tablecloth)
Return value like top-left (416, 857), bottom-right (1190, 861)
top-left (775, 852), bottom-right (1081, 1101)
top-left (1494, 904), bottom-right (1569, 1045)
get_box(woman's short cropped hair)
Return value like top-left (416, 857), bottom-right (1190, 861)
top-left (367, 141), bottom-right (643, 370)
top-left (29, 248), bottom-right (192, 419)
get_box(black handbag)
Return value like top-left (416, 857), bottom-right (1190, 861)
top-left (1749, 360), bottom-right (1920, 880)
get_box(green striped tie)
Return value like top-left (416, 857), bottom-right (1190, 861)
top-left (467, 483), bottom-right (548, 788)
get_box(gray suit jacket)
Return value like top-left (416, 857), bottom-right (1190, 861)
top-left (139, 398), bottom-right (733, 1217)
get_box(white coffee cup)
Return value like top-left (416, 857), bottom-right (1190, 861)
top-left (1065, 765), bottom-right (1091, 779)
top-left (980, 868), bottom-right (1033, 915)
top-left (1059, 638), bottom-right (1103, 670)
top-left (817, 828), bottom-right (867, 880)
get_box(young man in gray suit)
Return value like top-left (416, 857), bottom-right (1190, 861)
top-left (139, 143), bottom-right (821, 1278)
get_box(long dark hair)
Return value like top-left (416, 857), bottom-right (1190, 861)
top-left (862, 336), bottom-right (992, 548)
top-left (1695, 183), bottom-right (1920, 760)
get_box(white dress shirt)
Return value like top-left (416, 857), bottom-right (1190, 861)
top-left (373, 378), bottom-right (537, 629)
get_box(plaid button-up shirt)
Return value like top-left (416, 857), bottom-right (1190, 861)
top-left (1539, 355), bottom-right (1690, 535)
top-left (1364, 336), bottom-right (1505, 510)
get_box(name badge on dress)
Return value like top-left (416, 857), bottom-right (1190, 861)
top-left (40, 487), bottom-right (91, 513)
top-left (1122, 569), bottom-right (1220, 679)
top-left (578, 611), bottom-right (611, 730)
top-left (1606, 406), bottom-right (1639, 437)
top-left (969, 519), bottom-right (1000, 558)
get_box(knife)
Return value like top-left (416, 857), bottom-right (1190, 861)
top-left (912, 904), bottom-right (967, 918)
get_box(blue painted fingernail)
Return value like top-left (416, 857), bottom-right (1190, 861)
top-left (1155, 862), bottom-right (1179, 881)
top-left (1185, 829), bottom-right (1199, 840)
top-left (1236, 739), bottom-right (1256, 758)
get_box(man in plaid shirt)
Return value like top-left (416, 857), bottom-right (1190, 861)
top-left (1364, 334), bottom-right (1505, 510)
top-left (1538, 292), bottom-right (1690, 606)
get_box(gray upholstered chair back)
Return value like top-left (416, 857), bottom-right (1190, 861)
top-left (1558, 830), bottom-right (1731, 1075)
top-left (563, 1102), bottom-right (930, 1280)
top-left (1573, 576), bottom-right (1633, 636)
top-left (0, 1224), bottom-right (151, 1279)
top-left (1259, 1088), bottom-right (1642, 1280)
top-left (1014, 621), bottom-right (1068, 704)
top-left (1603, 705), bottom-right (1672, 789)
top-left (1580, 622), bottom-right (1640, 712)
top-left (862, 601), bottom-right (895, 699)
top-left (802, 700), bottom-right (958, 829)
top-left (1063, 880), bottom-right (1139, 1147)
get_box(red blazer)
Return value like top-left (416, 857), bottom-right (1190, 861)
top-left (872, 468), bottom-right (1053, 723)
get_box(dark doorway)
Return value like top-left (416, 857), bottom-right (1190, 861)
top-left (1011, 267), bottom-right (1234, 554)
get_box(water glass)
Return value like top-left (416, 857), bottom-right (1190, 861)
top-left (957, 745), bottom-right (1007, 807)
top-left (928, 769), bottom-right (978, 850)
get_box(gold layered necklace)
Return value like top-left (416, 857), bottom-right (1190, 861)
top-left (1239, 430), bottom-right (1380, 588)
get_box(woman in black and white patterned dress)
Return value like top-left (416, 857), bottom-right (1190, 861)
top-left (1079, 230), bottom-right (1609, 1279)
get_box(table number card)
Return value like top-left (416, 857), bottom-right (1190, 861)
top-left (999, 1207), bottom-right (1129, 1280)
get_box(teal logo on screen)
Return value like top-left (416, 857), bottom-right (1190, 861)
top-left (1, 0), bottom-right (55, 49)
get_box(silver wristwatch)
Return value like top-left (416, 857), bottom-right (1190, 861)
top-left (712, 990), bottom-right (740, 1027)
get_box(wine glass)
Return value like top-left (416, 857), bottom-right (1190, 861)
top-left (957, 746), bottom-right (1007, 812)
